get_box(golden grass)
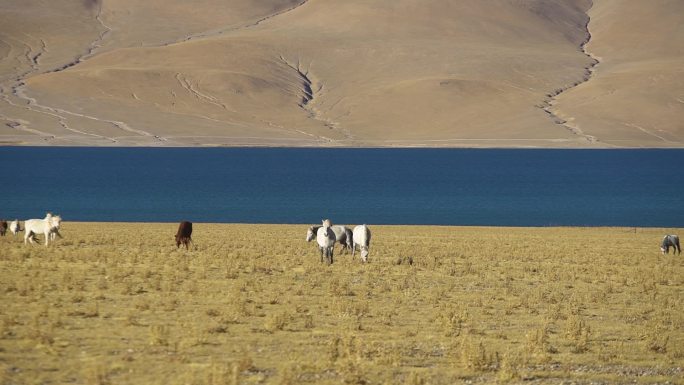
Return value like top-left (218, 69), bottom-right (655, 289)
top-left (1, 223), bottom-right (683, 384)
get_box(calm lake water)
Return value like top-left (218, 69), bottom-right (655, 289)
top-left (1, 147), bottom-right (682, 227)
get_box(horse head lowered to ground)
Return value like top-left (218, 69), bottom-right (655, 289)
top-left (175, 221), bottom-right (193, 250)
top-left (661, 235), bottom-right (681, 255)
top-left (352, 224), bottom-right (372, 262)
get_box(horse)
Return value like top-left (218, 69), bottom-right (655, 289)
top-left (175, 221), bottom-right (193, 249)
top-left (661, 235), bottom-right (681, 254)
top-left (307, 224), bottom-right (352, 253)
top-left (48, 217), bottom-right (63, 241)
top-left (352, 224), bottom-right (372, 262)
top-left (316, 219), bottom-right (336, 265)
top-left (24, 213), bottom-right (62, 246)
top-left (11, 219), bottom-right (36, 242)
top-left (0, 220), bottom-right (6, 236)
top-left (9, 219), bottom-right (22, 236)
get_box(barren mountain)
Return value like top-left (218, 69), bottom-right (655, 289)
top-left (1, 0), bottom-right (681, 147)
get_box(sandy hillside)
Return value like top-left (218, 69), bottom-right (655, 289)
top-left (550, 0), bottom-right (684, 147)
top-left (0, 0), bottom-right (681, 147)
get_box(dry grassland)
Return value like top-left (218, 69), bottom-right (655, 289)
top-left (1, 223), bottom-right (683, 384)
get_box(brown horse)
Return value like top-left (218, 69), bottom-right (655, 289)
top-left (175, 221), bottom-right (193, 249)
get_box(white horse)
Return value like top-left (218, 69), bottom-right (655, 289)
top-left (48, 216), bottom-right (63, 241)
top-left (9, 219), bottom-right (22, 236)
top-left (352, 224), bottom-right (371, 262)
top-left (24, 213), bottom-right (62, 246)
top-left (307, 224), bottom-right (352, 253)
top-left (316, 219), bottom-right (336, 265)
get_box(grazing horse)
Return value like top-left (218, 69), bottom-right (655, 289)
top-left (0, 220), bottom-right (7, 236)
top-left (48, 217), bottom-right (63, 241)
top-left (307, 225), bottom-right (352, 253)
top-left (352, 224), bottom-right (372, 262)
top-left (175, 221), bottom-right (193, 249)
top-left (661, 235), bottom-right (681, 255)
top-left (24, 213), bottom-right (62, 246)
top-left (316, 219), bottom-right (336, 265)
top-left (9, 219), bottom-right (22, 236)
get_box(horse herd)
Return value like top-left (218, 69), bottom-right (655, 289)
top-left (0, 213), bottom-right (63, 246)
top-left (173, 219), bottom-right (371, 265)
top-left (1, 215), bottom-right (679, 263)
top-left (305, 220), bottom-right (371, 265)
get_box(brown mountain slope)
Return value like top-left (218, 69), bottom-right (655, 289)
top-left (0, 0), bottom-right (680, 147)
top-left (551, 0), bottom-right (684, 147)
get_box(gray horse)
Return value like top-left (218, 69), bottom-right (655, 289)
top-left (661, 235), bottom-right (681, 254)
top-left (307, 224), bottom-right (353, 253)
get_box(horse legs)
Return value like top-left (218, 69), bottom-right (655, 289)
top-left (26, 231), bottom-right (37, 245)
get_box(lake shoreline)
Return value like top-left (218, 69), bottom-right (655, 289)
top-left (45, 222), bottom-right (684, 233)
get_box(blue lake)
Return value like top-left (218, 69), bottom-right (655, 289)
top-left (0, 147), bottom-right (682, 227)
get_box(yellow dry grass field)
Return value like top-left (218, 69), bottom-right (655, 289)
top-left (1, 223), bottom-right (683, 384)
